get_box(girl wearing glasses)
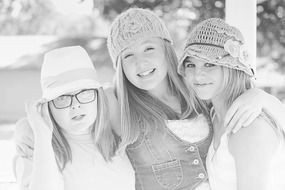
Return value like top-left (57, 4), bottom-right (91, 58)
top-left (15, 46), bottom-right (135, 190)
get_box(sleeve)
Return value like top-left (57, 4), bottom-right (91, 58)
top-left (13, 118), bottom-right (34, 190)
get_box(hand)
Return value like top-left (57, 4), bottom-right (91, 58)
top-left (25, 101), bottom-right (53, 139)
top-left (225, 88), bottom-right (264, 133)
top-left (14, 118), bottom-right (34, 157)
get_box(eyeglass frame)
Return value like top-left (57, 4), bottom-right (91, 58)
top-left (51, 89), bottom-right (97, 109)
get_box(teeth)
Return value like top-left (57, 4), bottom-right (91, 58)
top-left (138, 69), bottom-right (155, 77)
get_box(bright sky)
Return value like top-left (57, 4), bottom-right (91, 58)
top-left (49, 0), bottom-right (94, 15)
top-left (0, 36), bottom-right (55, 68)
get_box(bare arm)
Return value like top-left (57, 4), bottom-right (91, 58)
top-left (23, 102), bottom-right (64, 190)
top-left (225, 88), bottom-right (285, 133)
top-left (228, 116), bottom-right (278, 190)
top-left (14, 118), bottom-right (34, 190)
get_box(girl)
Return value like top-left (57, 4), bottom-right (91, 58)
top-left (107, 8), bottom-right (212, 190)
top-left (15, 46), bottom-right (135, 190)
top-left (178, 18), bottom-right (285, 190)
top-left (107, 8), bottom-right (285, 190)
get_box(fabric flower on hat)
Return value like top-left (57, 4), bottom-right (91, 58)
top-left (238, 45), bottom-right (249, 64)
top-left (224, 39), bottom-right (249, 65)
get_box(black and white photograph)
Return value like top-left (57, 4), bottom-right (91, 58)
top-left (0, 0), bottom-right (285, 189)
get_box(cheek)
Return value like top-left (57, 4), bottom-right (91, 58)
top-left (50, 107), bottom-right (70, 128)
top-left (184, 71), bottom-right (194, 84)
top-left (86, 101), bottom-right (97, 122)
top-left (122, 63), bottom-right (135, 80)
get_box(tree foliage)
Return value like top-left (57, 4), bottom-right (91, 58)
top-left (0, 0), bottom-right (284, 70)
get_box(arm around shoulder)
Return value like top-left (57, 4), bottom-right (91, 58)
top-left (228, 116), bottom-right (279, 190)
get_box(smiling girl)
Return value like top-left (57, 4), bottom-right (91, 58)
top-left (179, 18), bottom-right (285, 190)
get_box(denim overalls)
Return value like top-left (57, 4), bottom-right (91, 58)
top-left (126, 115), bottom-right (213, 190)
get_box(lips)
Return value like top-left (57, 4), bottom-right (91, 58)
top-left (194, 83), bottom-right (212, 87)
top-left (72, 114), bottom-right (86, 120)
top-left (137, 68), bottom-right (156, 77)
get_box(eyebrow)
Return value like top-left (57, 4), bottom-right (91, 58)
top-left (123, 39), bottom-right (157, 53)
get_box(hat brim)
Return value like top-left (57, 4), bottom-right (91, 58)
top-left (39, 79), bottom-right (102, 103)
top-left (178, 45), bottom-right (254, 77)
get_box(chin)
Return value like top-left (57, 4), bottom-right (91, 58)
top-left (194, 92), bottom-right (213, 101)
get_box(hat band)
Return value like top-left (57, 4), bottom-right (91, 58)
top-left (42, 68), bottom-right (98, 89)
top-left (185, 42), bottom-right (224, 50)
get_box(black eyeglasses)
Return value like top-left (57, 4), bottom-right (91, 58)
top-left (52, 89), bottom-right (97, 109)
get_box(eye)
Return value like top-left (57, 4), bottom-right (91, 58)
top-left (205, 62), bottom-right (216, 67)
top-left (55, 95), bottom-right (70, 101)
top-left (184, 61), bottom-right (195, 68)
top-left (123, 53), bottom-right (133, 59)
top-left (144, 47), bottom-right (154, 52)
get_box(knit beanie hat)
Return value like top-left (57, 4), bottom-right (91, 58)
top-left (40, 46), bottom-right (101, 102)
top-left (107, 8), bottom-right (173, 68)
top-left (178, 18), bottom-right (254, 77)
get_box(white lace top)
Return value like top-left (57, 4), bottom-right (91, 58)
top-left (167, 114), bottom-right (212, 190)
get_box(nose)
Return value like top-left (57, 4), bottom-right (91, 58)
top-left (194, 67), bottom-right (207, 80)
top-left (71, 96), bottom-right (81, 109)
top-left (134, 54), bottom-right (147, 67)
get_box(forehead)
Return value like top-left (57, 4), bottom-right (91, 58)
top-left (184, 56), bottom-right (207, 64)
top-left (61, 89), bottom-right (86, 96)
top-left (122, 37), bottom-right (163, 52)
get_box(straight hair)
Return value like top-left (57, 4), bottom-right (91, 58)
top-left (49, 88), bottom-right (118, 171)
top-left (220, 67), bottom-right (254, 109)
top-left (115, 39), bottom-right (208, 150)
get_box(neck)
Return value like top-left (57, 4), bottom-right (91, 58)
top-left (211, 95), bottom-right (229, 130)
top-left (148, 78), bottom-right (181, 114)
top-left (148, 77), bottom-right (173, 101)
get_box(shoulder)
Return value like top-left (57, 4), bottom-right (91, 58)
top-left (229, 115), bottom-right (278, 156)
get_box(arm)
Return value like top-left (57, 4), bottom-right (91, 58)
top-left (225, 88), bottom-right (285, 133)
top-left (23, 101), bottom-right (64, 190)
top-left (261, 92), bottom-right (285, 128)
top-left (14, 118), bottom-right (34, 190)
top-left (228, 116), bottom-right (278, 190)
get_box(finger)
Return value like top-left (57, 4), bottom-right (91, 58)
top-left (231, 110), bottom-right (253, 133)
top-left (242, 111), bottom-right (260, 127)
top-left (17, 144), bottom-right (34, 157)
top-left (226, 107), bottom-right (248, 132)
top-left (41, 103), bottom-right (54, 131)
top-left (25, 101), bottom-right (39, 119)
top-left (224, 103), bottom-right (239, 126)
top-left (24, 101), bottom-right (32, 117)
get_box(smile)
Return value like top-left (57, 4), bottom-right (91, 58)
top-left (137, 68), bottom-right (156, 77)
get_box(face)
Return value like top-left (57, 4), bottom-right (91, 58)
top-left (183, 57), bottom-right (224, 100)
top-left (49, 89), bottom-right (97, 135)
top-left (121, 37), bottom-right (168, 92)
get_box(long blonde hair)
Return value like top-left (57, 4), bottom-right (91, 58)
top-left (220, 67), bottom-right (254, 108)
top-left (48, 87), bottom-right (118, 171)
top-left (115, 39), bottom-right (208, 150)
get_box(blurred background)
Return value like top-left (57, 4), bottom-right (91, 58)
top-left (0, 0), bottom-right (284, 189)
